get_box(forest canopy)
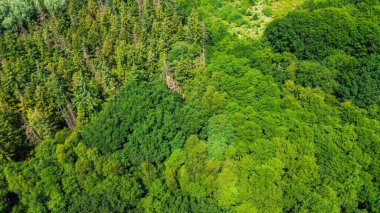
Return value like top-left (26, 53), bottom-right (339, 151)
top-left (0, 0), bottom-right (379, 212)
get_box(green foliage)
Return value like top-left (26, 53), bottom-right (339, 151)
top-left (168, 41), bottom-right (193, 62)
top-left (266, 7), bottom-right (380, 60)
top-left (0, 0), bottom-right (36, 30)
top-left (263, 6), bottom-right (273, 17)
top-left (339, 54), bottom-right (380, 107)
top-left (0, 0), bottom-right (67, 31)
top-left (207, 114), bottom-right (234, 160)
top-left (82, 81), bottom-right (187, 166)
top-left (266, 2), bottom-right (380, 107)
top-left (38, 0), bottom-right (66, 14)
top-left (0, 0), bottom-right (206, 155)
top-left (0, 112), bottom-right (24, 161)
top-left (0, 167), bottom-right (10, 212)
top-left (295, 61), bottom-right (338, 93)
top-left (0, 0), bottom-right (380, 212)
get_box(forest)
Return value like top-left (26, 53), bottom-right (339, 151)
top-left (0, 0), bottom-right (379, 212)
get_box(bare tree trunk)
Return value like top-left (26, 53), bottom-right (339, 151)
top-left (16, 91), bottom-right (42, 144)
top-left (161, 54), bottom-right (184, 98)
top-left (22, 115), bottom-right (42, 144)
top-left (60, 98), bottom-right (77, 131)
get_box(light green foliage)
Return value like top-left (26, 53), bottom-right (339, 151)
top-left (215, 159), bottom-right (239, 208)
top-left (207, 114), bottom-right (234, 160)
top-left (27, 109), bottom-right (53, 139)
top-left (164, 149), bottom-right (186, 169)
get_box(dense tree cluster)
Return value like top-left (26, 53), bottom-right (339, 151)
top-left (0, 0), bottom-right (67, 31)
top-left (0, 0), bottom-right (379, 212)
top-left (265, 0), bottom-right (380, 107)
top-left (0, 0), bottom-right (205, 158)
top-left (81, 80), bottom-right (204, 166)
